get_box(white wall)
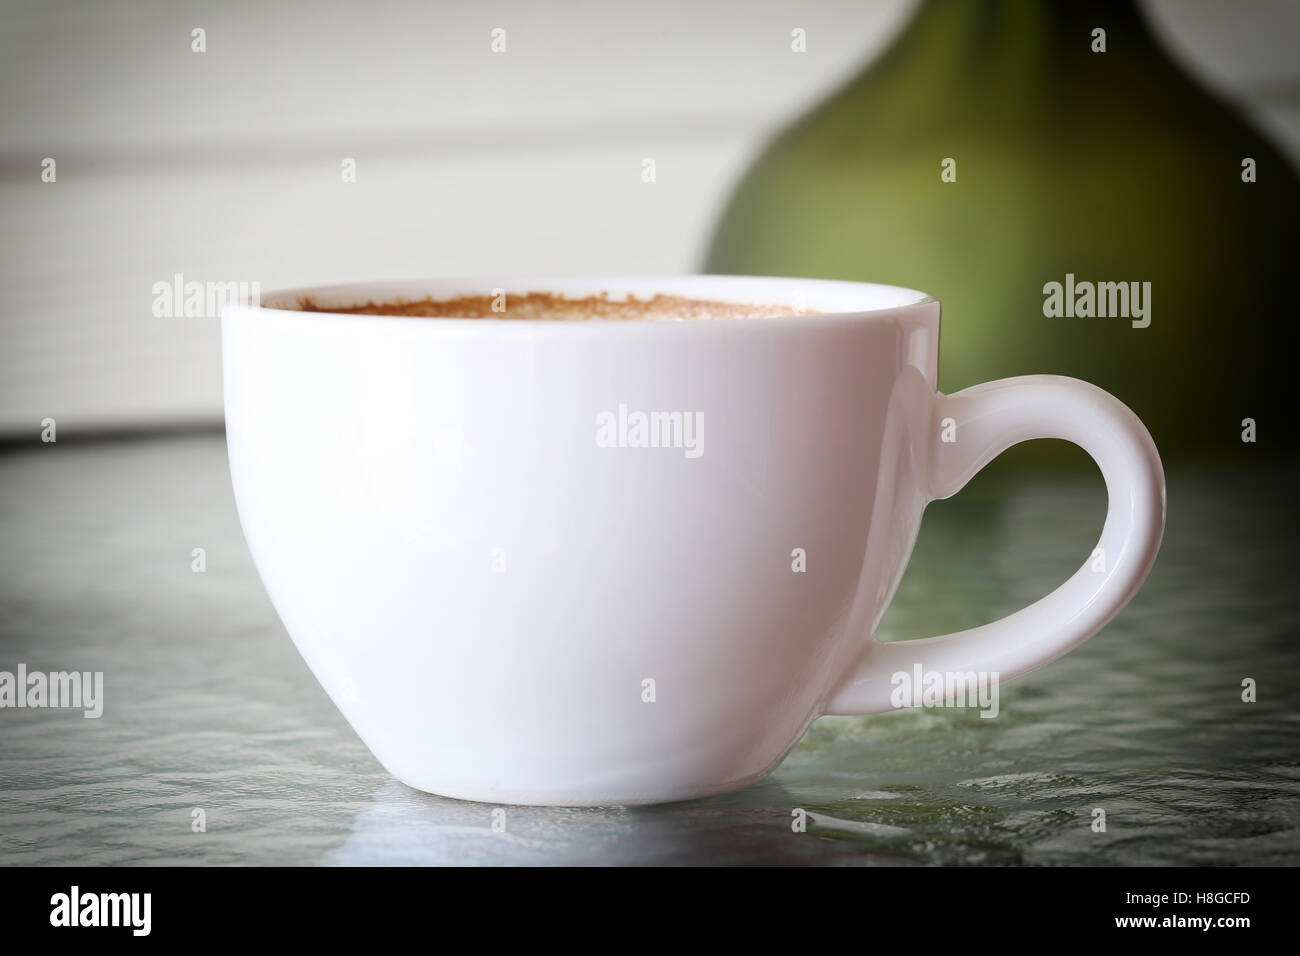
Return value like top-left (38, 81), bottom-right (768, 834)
top-left (2, 0), bottom-right (1298, 434)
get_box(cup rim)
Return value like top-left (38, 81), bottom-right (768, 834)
top-left (223, 275), bottom-right (938, 327)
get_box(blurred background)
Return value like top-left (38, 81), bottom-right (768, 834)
top-left (2, 0), bottom-right (1299, 440)
top-left (2, 1), bottom-right (1298, 866)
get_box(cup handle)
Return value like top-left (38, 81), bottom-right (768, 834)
top-left (824, 375), bottom-right (1166, 716)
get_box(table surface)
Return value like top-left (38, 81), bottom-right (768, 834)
top-left (1, 436), bottom-right (1296, 866)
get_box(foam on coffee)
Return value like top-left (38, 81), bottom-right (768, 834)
top-left (294, 291), bottom-right (816, 320)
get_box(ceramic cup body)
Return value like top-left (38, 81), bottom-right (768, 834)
top-left (222, 276), bottom-right (1164, 806)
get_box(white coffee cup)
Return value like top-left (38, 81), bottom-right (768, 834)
top-left (222, 276), bottom-right (1165, 806)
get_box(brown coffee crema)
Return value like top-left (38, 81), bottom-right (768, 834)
top-left (293, 291), bottom-right (818, 320)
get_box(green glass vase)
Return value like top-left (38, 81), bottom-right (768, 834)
top-left (705, 0), bottom-right (1298, 466)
